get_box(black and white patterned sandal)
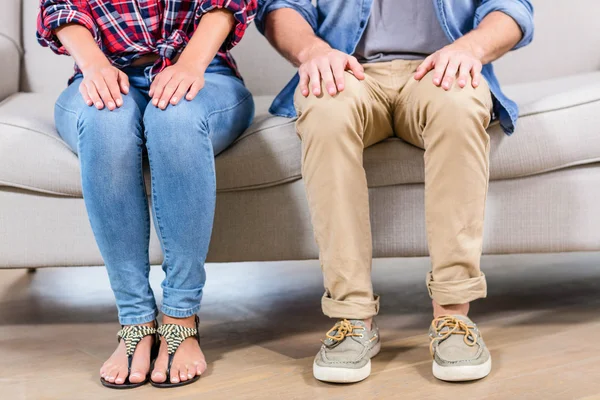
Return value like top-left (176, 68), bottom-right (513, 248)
top-left (151, 315), bottom-right (202, 388)
top-left (101, 323), bottom-right (159, 389)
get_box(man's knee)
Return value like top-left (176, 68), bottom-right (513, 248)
top-left (294, 72), bottom-right (368, 147)
top-left (295, 71), bottom-right (367, 120)
top-left (416, 70), bottom-right (492, 134)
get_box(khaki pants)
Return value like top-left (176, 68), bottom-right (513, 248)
top-left (294, 60), bottom-right (494, 319)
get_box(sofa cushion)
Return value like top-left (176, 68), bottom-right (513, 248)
top-left (2, 72), bottom-right (600, 197)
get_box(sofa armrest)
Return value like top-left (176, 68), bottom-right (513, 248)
top-left (0, 0), bottom-right (22, 101)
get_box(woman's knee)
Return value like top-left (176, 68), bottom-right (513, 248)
top-left (76, 96), bottom-right (144, 162)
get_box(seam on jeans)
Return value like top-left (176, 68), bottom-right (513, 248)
top-left (55, 100), bottom-right (79, 116)
top-left (138, 143), bottom-right (152, 280)
top-left (206, 91), bottom-right (253, 120)
top-left (207, 92), bottom-right (253, 143)
top-left (146, 144), bottom-right (170, 282)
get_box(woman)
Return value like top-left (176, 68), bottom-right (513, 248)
top-left (37, 0), bottom-right (256, 389)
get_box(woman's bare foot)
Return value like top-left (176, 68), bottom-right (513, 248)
top-left (151, 315), bottom-right (207, 384)
top-left (100, 321), bottom-right (155, 385)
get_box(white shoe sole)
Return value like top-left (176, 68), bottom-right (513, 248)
top-left (313, 341), bottom-right (381, 383)
top-left (432, 357), bottom-right (492, 382)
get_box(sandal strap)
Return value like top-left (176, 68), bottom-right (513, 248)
top-left (117, 325), bottom-right (158, 357)
top-left (157, 324), bottom-right (198, 355)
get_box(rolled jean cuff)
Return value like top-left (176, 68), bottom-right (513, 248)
top-left (426, 272), bottom-right (487, 305)
top-left (321, 293), bottom-right (380, 320)
top-left (118, 310), bottom-right (158, 326)
top-left (161, 304), bottom-right (201, 319)
top-left (161, 286), bottom-right (203, 318)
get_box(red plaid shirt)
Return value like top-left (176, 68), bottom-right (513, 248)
top-left (37, 0), bottom-right (257, 80)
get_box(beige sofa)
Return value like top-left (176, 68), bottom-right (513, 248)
top-left (1, 0), bottom-right (600, 269)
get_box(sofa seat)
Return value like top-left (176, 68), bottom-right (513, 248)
top-left (2, 72), bottom-right (600, 197)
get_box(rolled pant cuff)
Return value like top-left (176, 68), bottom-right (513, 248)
top-left (426, 272), bottom-right (487, 305)
top-left (119, 310), bottom-right (158, 326)
top-left (321, 293), bottom-right (380, 320)
top-left (161, 304), bottom-right (200, 319)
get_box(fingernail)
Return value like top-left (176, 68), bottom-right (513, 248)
top-left (116, 99), bottom-right (123, 106)
top-left (459, 80), bottom-right (465, 86)
top-left (152, 98), bottom-right (158, 106)
top-left (108, 101), bottom-right (115, 109)
top-left (338, 84), bottom-right (344, 91)
top-left (434, 79), bottom-right (440, 85)
top-left (123, 86), bottom-right (129, 92)
top-left (87, 101), bottom-right (93, 106)
top-left (171, 96), bottom-right (178, 103)
top-left (96, 102), bottom-right (103, 108)
top-left (159, 100), bottom-right (166, 108)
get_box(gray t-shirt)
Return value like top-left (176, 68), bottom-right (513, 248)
top-left (354, 0), bottom-right (451, 63)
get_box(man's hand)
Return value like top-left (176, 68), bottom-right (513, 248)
top-left (149, 61), bottom-right (205, 110)
top-left (414, 42), bottom-right (484, 91)
top-left (80, 61), bottom-right (129, 111)
top-left (298, 44), bottom-right (365, 97)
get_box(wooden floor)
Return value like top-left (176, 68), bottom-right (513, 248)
top-left (2, 253), bottom-right (600, 400)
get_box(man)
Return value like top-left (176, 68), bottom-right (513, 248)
top-left (255, 0), bottom-right (534, 383)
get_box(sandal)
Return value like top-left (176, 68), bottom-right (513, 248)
top-left (151, 315), bottom-right (202, 388)
top-left (100, 322), bottom-right (159, 389)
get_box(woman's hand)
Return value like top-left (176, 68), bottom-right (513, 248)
top-left (80, 61), bottom-right (130, 111)
top-left (149, 62), bottom-right (206, 110)
top-left (414, 42), bottom-right (484, 91)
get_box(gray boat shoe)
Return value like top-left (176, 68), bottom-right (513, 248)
top-left (313, 319), bottom-right (381, 383)
top-left (429, 315), bottom-right (492, 382)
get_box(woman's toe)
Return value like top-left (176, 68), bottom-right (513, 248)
top-left (151, 368), bottom-right (167, 383)
top-left (170, 367), bottom-right (180, 384)
top-left (179, 365), bottom-right (189, 382)
top-left (186, 365), bottom-right (195, 379)
top-left (129, 370), bottom-right (145, 383)
top-left (195, 360), bottom-right (206, 376)
top-left (114, 367), bottom-right (128, 384)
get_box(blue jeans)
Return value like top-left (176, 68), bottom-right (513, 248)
top-left (55, 60), bottom-right (254, 325)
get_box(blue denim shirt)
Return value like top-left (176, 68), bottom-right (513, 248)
top-left (256, 0), bottom-right (534, 135)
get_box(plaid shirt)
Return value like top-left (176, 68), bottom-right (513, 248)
top-left (37, 0), bottom-right (257, 80)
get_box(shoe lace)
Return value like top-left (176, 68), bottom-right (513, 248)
top-left (323, 319), bottom-right (365, 344)
top-left (429, 316), bottom-right (478, 357)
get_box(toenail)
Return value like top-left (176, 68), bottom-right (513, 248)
top-left (188, 373), bottom-right (194, 378)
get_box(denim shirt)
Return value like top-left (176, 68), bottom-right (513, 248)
top-left (256, 0), bottom-right (534, 135)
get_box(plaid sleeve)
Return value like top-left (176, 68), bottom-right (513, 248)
top-left (37, 0), bottom-right (99, 55)
top-left (198, 0), bottom-right (258, 50)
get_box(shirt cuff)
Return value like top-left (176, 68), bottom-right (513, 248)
top-left (474, 0), bottom-right (534, 50)
top-left (254, 0), bottom-right (317, 35)
top-left (37, 8), bottom-right (99, 55)
top-left (199, 1), bottom-right (257, 50)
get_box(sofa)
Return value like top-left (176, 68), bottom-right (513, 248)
top-left (1, 0), bottom-right (600, 270)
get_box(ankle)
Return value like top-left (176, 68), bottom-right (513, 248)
top-left (363, 318), bottom-right (372, 331)
top-left (162, 314), bottom-right (197, 328)
top-left (432, 300), bottom-right (469, 318)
